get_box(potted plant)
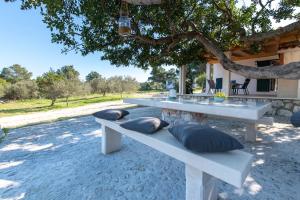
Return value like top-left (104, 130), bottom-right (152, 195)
top-left (214, 92), bottom-right (226, 102)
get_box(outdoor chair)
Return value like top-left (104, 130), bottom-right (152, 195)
top-left (231, 80), bottom-right (237, 95)
top-left (207, 79), bottom-right (216, 94)
top-left (235, 78), bottom-right (251, 95)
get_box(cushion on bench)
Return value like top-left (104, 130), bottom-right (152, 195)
top-left (93, 109), bottom-right (129, 121)
top-left (120, 117), bottom-right (169, 134)
top-left (168, 123), bottom-right (243, 153)
top-left (291, 111), bottom-right (300, 127)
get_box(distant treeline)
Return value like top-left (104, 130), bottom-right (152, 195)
top-left (0, 64), bottom-right (139, 106)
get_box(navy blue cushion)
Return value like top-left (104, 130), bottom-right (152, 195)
top-left (291, 111), bottom-right (300, 127)
top-left (93, 109), bottom-right (129, 121)
top-left (168, 123), bottom-right (243, 153)
top-left (120, 117), bottom-right (169, 134)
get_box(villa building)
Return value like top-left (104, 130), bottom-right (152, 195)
top-left (178, 29), bottom-right (300, 116)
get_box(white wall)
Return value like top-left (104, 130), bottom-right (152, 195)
top-left (278, 47), bottom-right (300, 98)
top-left (211, 55), bottom-right (279, 95)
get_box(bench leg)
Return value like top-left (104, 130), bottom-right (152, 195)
top-left (245, 123), bottom-right (258, 142)
top-left (185, 164), bottom-right (218, 200)
top-left (101, 125), bottom-right (122, 154)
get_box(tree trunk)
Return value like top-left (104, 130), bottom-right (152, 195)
top-left (66, 97), bottom-right (69, 107)
top-left (133, 21), bottom-right (300, 79)
top-left (51, 98), bottom-right (56, 106)
top-left (194, 32), bottom-right (300, 79)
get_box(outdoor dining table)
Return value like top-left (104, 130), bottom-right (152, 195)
top-left (124, 97), bottom-right (272, 142)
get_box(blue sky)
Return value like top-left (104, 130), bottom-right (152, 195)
top-left (0, 1), bottom-right (151, 82)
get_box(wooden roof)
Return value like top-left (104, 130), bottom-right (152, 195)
top-left (207, 30), bottom-right (300, 64)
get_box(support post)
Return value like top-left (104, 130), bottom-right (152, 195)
top-left (179, 66), bottom-right (187, 95)
top-left (101, 125), bottom-right (122, 154)
top-left (244, 122), bottom-right (258, 142)
top-left (185, 164), bottom-right (218, 200)
top-left (205, 63), bottom-right (211, 93)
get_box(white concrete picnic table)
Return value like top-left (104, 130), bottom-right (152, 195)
top-left (124, 97), bottom-right (272, 142)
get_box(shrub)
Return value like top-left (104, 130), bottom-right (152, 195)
top-left (4, 80), bottom-right (38, 100)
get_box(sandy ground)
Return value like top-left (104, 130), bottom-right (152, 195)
top-left (0, 107), bottom-right (299, 200)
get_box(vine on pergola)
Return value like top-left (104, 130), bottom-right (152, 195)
top-left (9, 0), bottom-right (300, 79)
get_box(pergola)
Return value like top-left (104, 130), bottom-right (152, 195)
top-left (204, 30), bottom-right (300, 97)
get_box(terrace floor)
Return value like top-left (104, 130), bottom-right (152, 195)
top-left (0, 107), bottom-right (299, 200)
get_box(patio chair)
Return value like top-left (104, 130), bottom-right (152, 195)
top-left (207, 79), bottom-right (216, 94)
top-left (235, 78), bottom-right (251, 95)
top-left (231, 80), bottom-right (237, 95)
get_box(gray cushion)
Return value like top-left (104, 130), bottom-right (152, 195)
top-left (291, 111), bottom-right (300, 127)
top-left (168, 123), bottom-right (243, 153)
top-left (93, 109), bottom-right (129, 121)
top-left (120, 117), bottom-right (169, 134)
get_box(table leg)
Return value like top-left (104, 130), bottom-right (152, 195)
top-left (101, 125), bottom-right (122, 154)
top-left (245, 122), bottom-right (258, 142)
top-left (185, 164), bottom-right (218, 200)
top-left (162, 109), bottom-right (207, 126)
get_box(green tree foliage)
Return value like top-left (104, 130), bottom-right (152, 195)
top-left (0, 78), bottom-right (7, 98)
top-left (56, 65), bottom-right (80, 80)
top-left (86, 71), bottom-right (101, 82)
top-left (11, 1), bottom-right (299, 78)
top-left (108, 76), bottom-right (139, 97)
top-left (56, 65), bottom-right (82, 106)
top-left (185, 62), bottom-right (206, 94)
top-left (36, 70), bottom-right (66, 106)
top-left (90, 76), bottom-right (109, 96)
top-left (4, 80), bottom-right (38, 100)
top-left (196, 73), bottom-right (206, 90)
top-left (0, 64), bottom-right (32, 83)
top-left (147, 67), bottom-right (178, 90)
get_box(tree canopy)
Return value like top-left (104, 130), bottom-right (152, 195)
top-left (9, 0), bottom-right (300, 78)
top-left (0, 64), bottom-right (32, 83)
top-left (86, 71), bottom-right (101, 81)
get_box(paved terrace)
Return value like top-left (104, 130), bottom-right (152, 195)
top-left (0, 107), bottom-right (299, 200)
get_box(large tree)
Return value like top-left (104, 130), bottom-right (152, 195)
top-left (11, 0), bottom-right (300, 79)
top-left (0, 64), bottom-right (32, 83)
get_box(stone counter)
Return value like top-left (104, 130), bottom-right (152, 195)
top-left (177, 94), bottom-right (300, 117)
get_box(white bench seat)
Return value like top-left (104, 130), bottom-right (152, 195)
top-left (96, 118), bottom-right (254, 200)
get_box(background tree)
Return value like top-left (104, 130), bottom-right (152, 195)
top-left (4, 80), bottom-right (38, 100)
top-left (0, 78), bottom-right (7, 98)
top-left (13, 1), bottom-right (300, 79)
top-left (196, 73), bottom-right (206, 91)
top-left (86, 71), bottom-right (101, 82)
top-left (0, 64), bottom-right (32, 83)
top-left (90, 76), bottom-right (109, 96)
top-left (148, 67), bottom-right (178, 90)
top-left (36, 70), bottom-right (65, 106)
top-left (56, 65), bottom-right (82, 106)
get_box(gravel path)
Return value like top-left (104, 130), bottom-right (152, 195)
top-left (0, 107), bottom-right (299, 200)
top-left (0, 101), bottom-right (135, 128)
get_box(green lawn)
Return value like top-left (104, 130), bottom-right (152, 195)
top-left (0, 93), bottom-right (151, 117)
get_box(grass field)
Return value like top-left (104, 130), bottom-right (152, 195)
top-left (0, 92), bottom-right (155, 117)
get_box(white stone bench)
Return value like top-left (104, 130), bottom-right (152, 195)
top-left (95, 118), bottom-right (254, 200)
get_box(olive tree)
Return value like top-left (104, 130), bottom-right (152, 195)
top-left (8, 0), bottom-right (300, 79)
top-left (4, 80), bottom-right (38, 100)
top-left (36, 71), bottom-right (66, 106)
top-left (90, 76), bottom-right (110, 96)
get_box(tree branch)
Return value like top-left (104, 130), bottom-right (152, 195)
top-left (244, 20), bottom-right (300, 43)
top-left (251, 0), bottom-right (274, 33)
top-left (131, 21), bottom-right (300, 79)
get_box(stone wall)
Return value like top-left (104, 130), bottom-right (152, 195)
top-left (177, 94), bottom-right (300, 117)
